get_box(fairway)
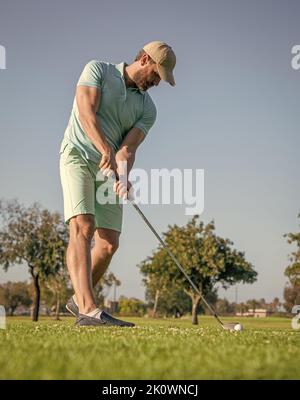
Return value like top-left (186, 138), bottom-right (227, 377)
top-left (1, 316), bottom-right (299, 380)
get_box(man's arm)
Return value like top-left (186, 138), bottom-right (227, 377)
top-left (114, 127), bottom-right (145, 198)
top-left (116, 127), bottom-right (145, 175)
top-left (76, 85), bottom-right (117, 175)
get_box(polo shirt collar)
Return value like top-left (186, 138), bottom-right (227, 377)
top-left (115, 62), bottom-right (143, 94)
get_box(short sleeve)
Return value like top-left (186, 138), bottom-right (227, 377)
top-left (77, 60), bottom-right (106, 89)
top-left (133, 94), bottom-right (157, 136)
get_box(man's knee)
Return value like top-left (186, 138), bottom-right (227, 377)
top-left (94, 229), bottom-right (120, 257)
top-left (70, 214), bottom-right (95, 242)
top-left (101, 239), bottom-right (119, 257)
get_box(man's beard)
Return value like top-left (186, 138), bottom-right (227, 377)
top-left (132, 70), bottom-right (148, 91)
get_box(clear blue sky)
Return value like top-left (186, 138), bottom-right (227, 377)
top-left (0, 0), bottom-right (299, 303)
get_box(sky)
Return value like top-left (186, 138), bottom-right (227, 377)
top-left (0, 0), bottom-right (299, 304)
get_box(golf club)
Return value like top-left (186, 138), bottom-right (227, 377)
top-left (126, 193), bottom-right (242, 331)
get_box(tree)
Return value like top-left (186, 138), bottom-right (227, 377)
top-left (200, 288), bottom-right (218, 315)
top-left (259, 298), bottom-right (266, 308)
top-left (146, 283), bottom-right (192, 318)
top-left (0, 281), bottom-right (32, 315)
top-left (284, 285), bottom-right (300, 312)
top-left (141, 252), bottom-right (187, 317)
top-left (246, 299), bottom-right (260, 312)
top-left (283, 214), bottom-right (300, 312)
top-left (284, 214), bottom-right (300, 286)
top-left (215, 298), bottom-right (235, 315)
top-left (139, 216), bottom-right (257, 325)
top-left (269, 297), bottom-right (281, 313)
top-left (40, 215), bottom-right (69, 320)
top-left (0, 200), bottom-right (68, 321)
top-left (41, 269), bottom-right (72, 320)
top-left (236, 302), bottom-right (249, 315)
top-left (142, 256), bottom-right (170, 317)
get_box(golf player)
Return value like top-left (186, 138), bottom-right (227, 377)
top-left (59, 41), bottom-right (176, 326)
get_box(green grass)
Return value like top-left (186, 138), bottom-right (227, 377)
top-left (0, 316), bottom-right (299, 379)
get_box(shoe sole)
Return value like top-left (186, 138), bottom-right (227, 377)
top-left (75, 313), bottom-right (135, 327)
top-left (66, 304), bottom-right (77, 317)
top-left (76, 322), bottom-right (134, 327)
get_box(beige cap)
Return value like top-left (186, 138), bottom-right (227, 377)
top-left (143, 41), bottom-right (176, 86)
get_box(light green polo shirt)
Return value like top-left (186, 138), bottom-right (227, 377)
top-left (61, 60), bottom-right (157, 163)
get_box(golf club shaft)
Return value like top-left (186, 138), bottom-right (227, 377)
top-left (131, 201), bottom-right (224, 327)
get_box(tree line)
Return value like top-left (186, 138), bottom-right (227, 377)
top-left (0, 200), bottom-right (299, 323)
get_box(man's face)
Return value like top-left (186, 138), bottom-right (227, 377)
top-left (133, 55), bottom-right (161, 91)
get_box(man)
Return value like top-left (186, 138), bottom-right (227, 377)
top-left (59, 41), bottom-right (176, 327)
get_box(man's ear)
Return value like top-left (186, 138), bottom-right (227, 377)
top-left (140, 53), bottom-right (151, 66)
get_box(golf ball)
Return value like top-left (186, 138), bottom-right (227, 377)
top-left (234, 323), bottom-right (243, 331)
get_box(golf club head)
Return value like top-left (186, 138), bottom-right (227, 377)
top-left (222, 322), bottom-right (243, 331)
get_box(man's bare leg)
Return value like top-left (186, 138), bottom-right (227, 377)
top-left (66, 214), bottom-right (97, 314)
top-left (91, 228), bottom-right (120, 287)
top-left (67, 224), bottom-right (134, 326)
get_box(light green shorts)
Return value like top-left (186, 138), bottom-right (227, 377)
top-left (59, 139), bottom-right (123, 232)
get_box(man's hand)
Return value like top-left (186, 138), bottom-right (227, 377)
top-left (99, 145), bottom-right (118, 179)
top-left (113, 179), bottom-right (133, 200)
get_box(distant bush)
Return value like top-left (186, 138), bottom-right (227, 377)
top-left (118, 296), bottom-right (147, 317)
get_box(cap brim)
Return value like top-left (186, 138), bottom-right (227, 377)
top-left (157, 64), bottom-right (175, 86)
